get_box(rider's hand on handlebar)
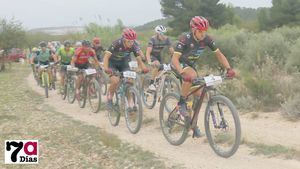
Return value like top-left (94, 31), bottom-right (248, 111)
top-left (104, 68), bottom-right (113, 75)
top-left (226, 68), bottom-right (235, 78)
top-left (142, 67), bottom-right (150, 74)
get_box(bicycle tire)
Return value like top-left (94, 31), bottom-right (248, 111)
top-left (204, 95), bottom-right (241, 158)
top-left (124, 86), bottom-right (143, 134)
top-left (88, 79), bottom-right (101, 113)
top-left (159, 92), bottom-right (190, 145)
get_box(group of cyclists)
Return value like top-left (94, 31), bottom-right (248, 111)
top-left (29, 16), bottom-right (236, 138)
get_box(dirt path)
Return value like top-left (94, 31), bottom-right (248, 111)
top-left (27, 74), bottom-right (300, 169)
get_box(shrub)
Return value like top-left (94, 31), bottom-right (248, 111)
top-left (281, 93), bottom-right (300, 119)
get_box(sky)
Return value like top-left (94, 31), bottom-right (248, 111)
top-left (0, 0), bottom-right (272, 29)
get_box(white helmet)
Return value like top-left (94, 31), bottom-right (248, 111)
top-left (75, 41), bottom-right (82, 48)
top-left (155, 25), bottom-right (167, 34)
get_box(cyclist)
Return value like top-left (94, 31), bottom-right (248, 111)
top-left (146, 25), bottom-right (174, 91)
top-left (71, 40), bottom-right (99, 99)
top-left (91, 37), bottom-right (105, 62)
top-left (56, 40), bottom-right (75, 90)
top-left (171, 16), bottom-right (236, 137)
top-left (29, 47), bottom-right (39, 74)
top-left (32, 41), bottom-right (57, 87)
top-left (103, 28), bottom-right (149, 109)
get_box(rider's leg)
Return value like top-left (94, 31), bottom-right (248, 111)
top-left (108, 75), bottom-right (120, 100)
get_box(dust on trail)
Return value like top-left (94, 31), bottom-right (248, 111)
top-left (27, 73), bottom-right (300, 169)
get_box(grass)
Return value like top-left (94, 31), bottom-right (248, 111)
top-left (0, 63), bottom-right (184, 169)
top-left (242, 138), bottom-right (300, 160)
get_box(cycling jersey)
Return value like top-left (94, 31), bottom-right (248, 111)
top-left (37, 49), bottom-right (52, 63)
top-left (56, 47), bottom-right (75, 65)
top-left (74, 47), bottom-right (95, 65)
top-left (92, 45), bottom-right (105, 62)
top-left (107, 38), bottom-right (141, 62)
top-left (148, 35), bottom-right (171, 58)
top-left (174, 33), bottom-right (218, 67)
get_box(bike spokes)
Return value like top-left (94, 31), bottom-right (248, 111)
top-left (159, 93), bottom-right (189, 145)
top-left (205, 96), bottom-right (241, 158)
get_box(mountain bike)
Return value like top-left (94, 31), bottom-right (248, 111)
top-left (39, 64), bottom-right (51, 98)
top-left (159, 74), bottom-right (241, 158)
top-left (107, 70), bottom-right (143, 134)
top-left (142, 64), bottom-right (181, 109)
top-left (77, 68), bottom-right (102, 113)
top-left (66, 66), bottom-right (78, 104)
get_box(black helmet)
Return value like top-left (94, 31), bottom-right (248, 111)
top-left (39, 41), bottom-right (47, 47)
top-left (81, 40), bottom-right (90, 47)
top-left (64, 40), bottom-right (71, 47)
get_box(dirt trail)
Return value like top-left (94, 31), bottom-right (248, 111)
top-left (27, 74), bottom-right (300, 169)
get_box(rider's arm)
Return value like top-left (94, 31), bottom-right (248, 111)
top-left (171, 52), bottom-right (183, 74)
top-left (103, 51), bottom-right (112, 70)
top-left (136, 51), bottom-right (147, 70)
top-left (71, 56), bottom-right (76, 67)
top-left (169, 47), bottom-right (174, 56)
top-left (215, 49), bottom-right (231, 69)
top-left (146, 47), bottom-right (152, 64)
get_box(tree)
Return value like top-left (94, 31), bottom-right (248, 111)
top-left (269, 0), bottom-right (300, 27)
top-left (160, 0), bottom-right (234, 35)
top-left (0, 18), bottom-right (26, 52)
top-left (258, 0), bottom-right (300, 30)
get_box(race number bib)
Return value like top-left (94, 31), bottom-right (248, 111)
top-left (123, 71), bottom-right (136, 79)
top-left (85, 69), bottom-right (97, 75)
top-left (203, 75), bottom-right (222, 86)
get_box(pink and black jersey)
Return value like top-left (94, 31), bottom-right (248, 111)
top-left (174, 33), bottom-right (218, 67)
top-left (107, 38), bottom-right (141, 62)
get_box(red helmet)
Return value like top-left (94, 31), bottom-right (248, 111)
top-left (190, 16), bottom-right (209, 31)
top-left (122, 28), bottom-right (137, 40)
top-left (92, 37), bottom-right (100, 44)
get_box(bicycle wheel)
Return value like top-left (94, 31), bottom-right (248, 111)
top-left (42, 72), bottom-right (49, 98)
top-left (67, 76), bottom-right (76, 104)
top-left (124, 86), bottom-right (143, 134)
top-left (107, 91), bottom-right (121, 126)
top-left (88, 79), bottom-right (101, 113)
top-left (78, 83), bottom-right (86, 108)
top-left (159, 92), bottom-right (190, 145)
top-left (204, 95), bottom-right (241, 158)
top-left (141, 75), bottom-right (157, 109)
top-left (61, 77), bottom-right (68, 100)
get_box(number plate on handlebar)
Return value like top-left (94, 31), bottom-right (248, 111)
top-left (204, 75), bottom-right (222, 86)
top-left (40, 65), bottom-right (49, 69)
top-left (66, 65), bottom-right (78, 72)
top-left (129, 61), bottom-right (138, 69)
top-left (123, 71), bottom-right (136, 79)
top-left (163, 64), bottom-right (171, 71)
top-left (85, 69), bottom-right (97, 75)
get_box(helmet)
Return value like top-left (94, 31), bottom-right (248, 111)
top-left (39, 41), bottom-right (47, 47)
top-left (190, 16), bottom-right (209, 31)
top-left (92, 37), bottom-right (101, 45)
top-left (32, 47), bottom-right (38, 52)
top-left (155, 25), bottom-right (167, 34)
top-left (64, 40), bottom-right (71, 47)
top-left (122, 28), bottom-right (137, 40)
top-left (75, 41), bottom-right (82, 47)
top-left (82, 40), bottom-right (90, 47)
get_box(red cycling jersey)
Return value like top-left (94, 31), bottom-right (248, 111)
top-left (74, 47), bottom-right (96, 64)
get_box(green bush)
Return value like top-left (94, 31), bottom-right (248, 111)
top-left (286, 38), bottom-right (300, 71)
